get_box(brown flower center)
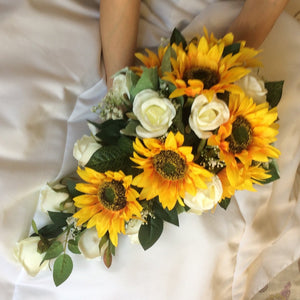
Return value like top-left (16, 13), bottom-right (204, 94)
top-left (226, 116), bottom-right (252, 154)
top-left (183, 67), bottom-right (220, 89)
top-left (153, 150), bottom-right (187, 180)
top-left (98, 180), bottom-right (127, 211)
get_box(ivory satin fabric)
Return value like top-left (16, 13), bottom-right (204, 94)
top-left (0, 1), bottom-right (300, 299)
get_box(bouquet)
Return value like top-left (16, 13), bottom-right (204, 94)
top-left (14, 28), bottom-right (283, 286)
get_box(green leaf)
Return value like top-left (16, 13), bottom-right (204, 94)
top-left (48, 211), bottom-right (73, 227)
top-left (222, 43), bottom-right (241, 57)
top-left (120, 119), bottom-right (139, 136)
top-left (38, 224), bottom-right (64, 239)
top-left (130, 67), bottom-right (159, 98)
top-left (53, 254), bottom-right (73, 286)
top-left (68, 239), bottom-right (81, 254)
top-left (95, 119), bottom-right (127, 145)
top-left (117, 135), bottom-right (134, 154)
top-left (161, 46), bottom-right (176, 74)
top-left (65, 178), bottom-right (82, 198)
top-left (126, 70), bottom-right (140, 98)
top-left (170, 28), bottom-right (187, 48)
top-left (31, 219), bottom-right (39, 235)
top-left (86, 145), bottom-right (131, 173)
top-left (153, 199), bottom-right (179, 226)
top-left (103, 247), bottom-right (113, 269)
top-left (138, 215), bottom-right (164, 250)
top-left (219, 197), bottom-right (231, 210)
top-left (42, 241), bottom-right (64, 263)
top-left (265, 81), bottom-right (284, 108)
top-left (259, 158), bottom-right (280, 184)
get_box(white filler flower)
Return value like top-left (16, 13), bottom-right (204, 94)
top-left (184, 175), bottom-right (223, 215)
top-left (73, 135), bottom-right (101, 167)
top-left (133, 89), bottom-right (176, 138)
top-left (235, 72), bottom-right (267, 104)
top-left (14, 237), bottom-right (48, 276)
top-left (189, 94), bottom-right (230, 139)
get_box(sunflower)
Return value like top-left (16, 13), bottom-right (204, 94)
top-left (72, 167), bottom-right (142, 247)
top-left (217, 163), bottom-right (271, 199)
top-left (208, 93), bottom-right (280, 186)
top-left (131, 131), bottom-right (213, 210)
top-left (133, 45), bottom-right (169, 76)
top-left (162, 36), bottom-right (253, 100)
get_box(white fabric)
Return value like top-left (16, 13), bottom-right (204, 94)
top-left (0, 1), bottom-right (300, 300)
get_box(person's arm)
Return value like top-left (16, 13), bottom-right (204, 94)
top-left (100, 0), bottom-right (140, 89)
top-left (228, 0), bottom-right (289, 48)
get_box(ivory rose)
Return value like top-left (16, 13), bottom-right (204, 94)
top-left (73, 135), bottom-right (101, 166)
top-left (111, 73), bottom-right (130, 99)
top-left (133, 89), bottom-right (176, 138)
top-left (235, 72), bottom-right (267, 104)
top-left (184, 175), bottom-right (223, 215)
top-left (189, 94), bottom-right (229, 139)
top-left (78, 227), bottom-right (101, 259)
top-left (14, 237), bottom-right (48, 276)
top-left (125, 219), bottom-right (143, 244)
top-left (40, 184), bottom-right (69, 213)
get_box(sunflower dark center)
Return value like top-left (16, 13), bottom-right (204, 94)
top-left (98, 180), bottom-right (127, 211)
top-left (153, 150), bottom-right (187, 180)
top-left (183, 67), bottom-right (220, 89)
top-left (226, 116), bottom-right (252, 154)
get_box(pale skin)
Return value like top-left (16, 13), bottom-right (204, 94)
top-left (100, 0), bottom-right (289, 88)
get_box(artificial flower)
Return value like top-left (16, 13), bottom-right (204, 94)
top-left (133, 89), bottom-right (176, 138)
top-left (73, 168), bottom-right (142, 247)
top-left (40, 184), bottom-right (69, 213)
top-left (131, 131), bottom-right (213, 210)
top-left (73, 135), bottom-right (101, 167)
top-left (14, 237), bottom-right (48, 276)
top-left (184, 175), bottom-right (223, 214)
top-left (208, 93), bottom-right (280, 185)
top-left (189, 94), bottom-right (230, 139)
top-left (163, 37), bottom-right (251, 99)
top-left (111, 73), bottom-right (130, 99)
top-left (78, 227), bottom-right (101, 259)
top-left (235, 72), bottom-right (268, 104)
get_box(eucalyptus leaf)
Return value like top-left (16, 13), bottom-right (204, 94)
top-left (138, 215), bottom-right (164, 250)
top-left (265, 81), bottom-right (284, 108)
top-left (53, 254), bottom-right (73, 286)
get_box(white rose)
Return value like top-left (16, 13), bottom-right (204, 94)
top-left (78, 227), bottom-right (101, 259)
top-left (184, 175), bottom-right (223, 215)
top-left (133, 89), bottom-right (176, 138)
top-left (40, 184), bottom-right (69, 213)
top-left (125, 219), bottom-right (143, 244)
top-left (73, 135), bottom-right (101, 166)
top-left (112, 73), bottom-right (130, 99)
top-left (235, 73), bottom-right (267, 104)
top-left (189, 94), bottom-right (230, 139)
top-left (14, 237), bottom-right (48, 276)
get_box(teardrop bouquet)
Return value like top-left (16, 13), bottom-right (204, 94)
top-left (14, 28), bottom-right (283, 286)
